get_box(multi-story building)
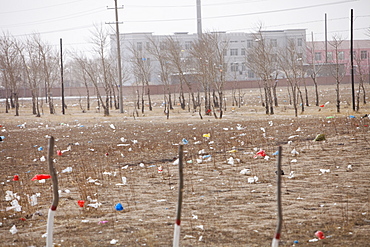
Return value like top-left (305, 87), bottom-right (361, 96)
top-left (306, 40), bottom-right (370, 77)
top-left (110, 29), bottom-right (307, 85)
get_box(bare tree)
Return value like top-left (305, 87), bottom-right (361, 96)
top-left (88, 24), bottom-right (115, 116)
top-left (329, 35), bottom-right (346, 113)
top-left (191, 32), bottom-right (228, 118)
top-left (146, 35), bottom-right (173, 117)
top-left (129, 41), bottom-right (153, 114)
top-left (245, 27), bottom-right (277, 115)
top-left (0, 33), bottom-right (22, 115)
top-left (354, 49), bottom-right (368, 111)
top-left (278, 38), bottom-right (303, 117)
top-left (306, 34), bottom-right (323, 106)
top-left (166, 36), bottom-right (195, 111)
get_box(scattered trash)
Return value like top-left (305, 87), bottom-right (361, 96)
top-left (77, 200), bottom-right (85, 207)
top-left (110, 239), bottom-right (118, 245)
top-left (315, 231), bottom-right (325, 239)
top-left (173, 159), bottom-right (179, 165)
top-left (308, 238), bottom-right (319, 242)
top-left (87, 202), bottom-right (102, 208)
top-left (196, 225), bottom-right (204, 230)
top-left (320, 169), bottom-right (330, 174)
top-left (202, 133), bottom-right (210, 138)
top-left (348, 115), bottom-right (356, 119)
top-left (288, 171), bottom-right (295, 179)
top-left (182, 138), bottom-right (189, 144)
top-left (81, 220), bottom-right (89, 223)
top-left (31, 174), bottom-right (51, 181)
top-left (116, 177), bottom-right (127, 186)
top-left (38, 147), bottom-right (43, 151)
top-left (240, 168), bottom-right (251, 175)
top-left (29, 195), bottom-right (38, 206)
top-left (139, 163), bottom-right (145, 168)
top-left (109, 124), bottom-right (116, 130)
top-left (98, 221), bottom-right (108, 224)
top-left (248, 176), bottom-right (259, 183)
top-left (40, 156), bottom-right (46, 162)
top-left (57, 150), bottom-right (62, 156)
top-left (293, 240), bottom-right (299, 244)
top-left (254, 149), bottom-right (266, 158)
top-left (61, 167), bottom-right (72, 173)
top-left (158, 166), bottom-right (163, 173)
top-left (272, 151), bottom-right (279, 155)
top-left (227, 157), bottom-right (234, 165)
top-left (115, 203), bottom-right (124, 211)
top-left (291, 148), bottom-right (299, 156)
top-left (314, 134), bottom-right (326, 141)
top-left (9, 225), bottom-right (18, 234)
top-left (13, 175), bottom-right (19, 181)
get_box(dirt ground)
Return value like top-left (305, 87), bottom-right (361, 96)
top-left (1, 85), bottom-right (370, 247)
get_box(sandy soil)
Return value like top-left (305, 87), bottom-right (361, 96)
top-left (1, 85), bottom-right (370, 247)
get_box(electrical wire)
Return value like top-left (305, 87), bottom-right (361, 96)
top-left (0, 0), bottom-right (85, 14)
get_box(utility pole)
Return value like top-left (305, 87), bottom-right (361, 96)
top-left (196, 0), bottom-right (202, 38)
top-left (350, 9), bottom-right (355, 111)
top-left (325, 13), bottom-right (328, 64)
top-left (107, 0), bottom-right (124, 113)
top-left (60, 38), bottom-right (65, 115)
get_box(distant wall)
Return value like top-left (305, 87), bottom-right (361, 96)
top-left (0, 74), bottom-right (368, 99)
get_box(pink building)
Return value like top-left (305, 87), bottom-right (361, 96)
top-left (306, 40), bottom-right (370, 77)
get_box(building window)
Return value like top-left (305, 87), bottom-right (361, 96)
top-left (241, 48), bottom-right (246, 56)
top-left (297, 38), bottom-right (303, 47)
top-left (297, 53), bottom-right (303, 60)
top-left (327, 52), bottom-right (333, 61)
top-left (137, 42), bottom-right (142, 51)
top-left (338, 51), bottom-right (344, 60)
top-left (271, 54), bottom-right (277, 62)
top-left (185, 41), bottom-right (192, 50)
top-left (315, 52), bottom-right (322, 61)
top-left (247, 40), bottom-right (253, 48)
top-left (271, 39), bottom-right (277, 47)
top-left (247, 70), bottom-right (255, 78)
top-left (230, 40), bottom-right (238, 43)
top-left (231, 62), bottom-right (239, 72)
top-left (241, 62), bottom-right (246, 71)
top-left (361, 50), bottom-right (368, 59)
top-left (230, 49), bottom-right (238, 56)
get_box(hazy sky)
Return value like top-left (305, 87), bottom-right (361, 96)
top-left (1, 0), bottom-right (369, 52)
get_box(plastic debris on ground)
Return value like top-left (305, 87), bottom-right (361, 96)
top-left (116, 177), bottom-right (127, 186)
top-left (314, 134), bottom-right (326, 141)
top-left (9, 225), bottom-right (18, 234)
top-left (254, 149), bottom-right (266, 158)
top-left (291, 148), bottom-right (299, 156)
top-left (31, 174), bottom-right (51, 181)
top-left (61, 167), bottom-right (73, 173)
top-left (320, 169), bottom-right (330, 174)
top-left (110, 239), bottom-right (118, 245)
top-left (115, 203), bottom-right (124, 211)
top-left (240, 168), bottom-right (251, 175)
top-left (227, 157), bottom-right (234, 165)
top-left (248, 176), bottom-right (259, 183)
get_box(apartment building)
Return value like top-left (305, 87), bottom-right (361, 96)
top-left (110, 29), bottom-right (306, 85)
top-left (306, 40), bottom-right (370, 77)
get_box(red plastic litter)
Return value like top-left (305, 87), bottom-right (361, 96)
top-left (20, 218), bottom-right (26, 221)
top-left (320, 105), bottom-right (325, 107)
top-left (13, 175), bottom-right (19, 181)
top-left (255, 149), bottom-right (266, 157)
top-left (31, 174), bottom-right (51, 181)
top-left (315, 231), bottom-right (325, 239)
top-left (77, 200), bottom-right (85, 207)
top-left (57, 150), bottom-right (62, 156)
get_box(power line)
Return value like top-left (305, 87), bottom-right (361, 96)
top-left (122, 0), bottom-right (359, 23)
top-left (0, 8), bottom-right (104, 28)
top-left (0, 0), bottom-right (85, 14)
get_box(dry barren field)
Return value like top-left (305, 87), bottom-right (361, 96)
top-left (1, 85), bottom-right (370, 247)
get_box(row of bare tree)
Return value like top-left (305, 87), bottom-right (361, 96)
top-left (1, 26), bottom-right (368, 118)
